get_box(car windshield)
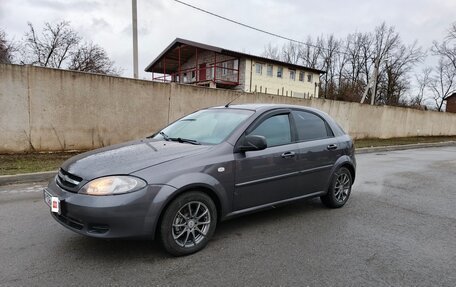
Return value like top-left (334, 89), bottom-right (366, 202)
top-left (153, 108), bottom-right (254, 145)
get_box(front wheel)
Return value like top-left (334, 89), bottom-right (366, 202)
top-left (159, 191), bottom-right (217, 256)
top-left (321, 167), bottom-right (352, 208)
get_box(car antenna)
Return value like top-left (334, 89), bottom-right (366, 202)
top-left (225, 93), bottom-right (242, 108)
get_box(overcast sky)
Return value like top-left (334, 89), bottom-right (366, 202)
top-left (1, 0), bottom-right (455, 80)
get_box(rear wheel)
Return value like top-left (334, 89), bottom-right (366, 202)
top-left (159, 191), bottom-right (217, 256)
top-left (321, 167), bottom-right (352, 208)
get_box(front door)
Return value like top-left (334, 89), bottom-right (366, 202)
top-left (199, 63), bottom-right (206, 81)
top-left (234, 111), bottom-right (301, 211)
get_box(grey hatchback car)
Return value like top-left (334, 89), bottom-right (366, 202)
top-left (44, 104), bottom-right (356, 256)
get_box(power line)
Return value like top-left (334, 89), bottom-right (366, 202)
top-left (173, 0), bottom-right (349, 56)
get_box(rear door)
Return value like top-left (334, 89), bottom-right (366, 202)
top-left (291, 110), bottom-right (341, 194)
top-left (233, 110), bottom-right (301, 210)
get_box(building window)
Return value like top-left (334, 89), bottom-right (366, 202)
top-left (277, 67), bottom-right (283, 78)
top-left (222, 62), bottom-right (228, 76)
top-left (256, 63), bottom-right (263, 75)
top-left (233, 59), bottom-right (239, 74)
top-left (299, 71), bottom-right (305, 82)
top-left (290, 70), bottom-right (296, 81)
top-left (267, 64), bottom-right (273, 77)
top-left (307, 74), bottom-right (313, 82)
top-left (208, 64), bottom-right (214, 79)
top-left (191, 70), bottom-right (196, 80)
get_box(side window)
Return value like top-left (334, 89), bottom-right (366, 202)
top-left (248, 114), bottom-right (291, 147)
top-left (293, 111), bottom-right (333, 141)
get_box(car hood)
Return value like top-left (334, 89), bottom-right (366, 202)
top-left (61, 139), bottom-right (211, 181)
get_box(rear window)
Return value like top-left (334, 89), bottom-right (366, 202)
top-left (293, 111), bottom-right (334, 141)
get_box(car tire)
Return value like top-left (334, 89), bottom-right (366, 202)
top-left (159, 191), bottom-right (217, 256)
top-left (321, 167), bottom-right (352, 208)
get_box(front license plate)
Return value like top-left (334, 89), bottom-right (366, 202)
top-left (44, 189), bottom-right (60, 214)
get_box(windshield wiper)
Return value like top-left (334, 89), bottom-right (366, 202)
top-left (160, 132), bottom-right (200, 145)
top-left (159, 131), bottom-right (170, 141)
top-left (172, 138), bottom-right (201, 145)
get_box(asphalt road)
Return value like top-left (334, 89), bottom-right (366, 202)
top-left (1, 147), bottom-right (455, 286)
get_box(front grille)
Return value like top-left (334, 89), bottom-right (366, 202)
top-left (56, 168), bottom-right (83, 192)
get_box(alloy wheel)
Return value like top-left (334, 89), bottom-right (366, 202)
top-left (172, 201), bottom-right (211, 248)
top-left (334, 173), bottom-right (351, 202)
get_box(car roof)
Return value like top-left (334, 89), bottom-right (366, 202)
top-left (210, 103), bottom-right (324, 114)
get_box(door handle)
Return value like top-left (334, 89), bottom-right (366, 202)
top-left (281, 151), bottom-right (296, 158)
top-left (327, 144), bottom-right (338, 150)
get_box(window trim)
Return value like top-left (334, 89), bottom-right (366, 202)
top-left (255, 63), bottom-right (263, 75)
top-left (267, 64), bottom-right (273, 77)
top-left (290, 109), bottom-right (335, 143)
top-left (277, 66), bottom-right (283, 78)
top-left (289, 69), bottom-right (296, 81)
top-left (234, 109), bottom-right (297, 152)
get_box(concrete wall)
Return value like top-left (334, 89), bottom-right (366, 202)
top-left (1, 64), bottom-right (456, 153)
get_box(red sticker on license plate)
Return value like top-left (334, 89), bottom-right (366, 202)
top-left (51, 197), bottom-right (60, 213)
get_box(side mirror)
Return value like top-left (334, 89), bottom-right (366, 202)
top-left (239, 135), bottom-right (267, 152)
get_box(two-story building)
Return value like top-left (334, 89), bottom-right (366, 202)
top-left (145, 38), bottom-right (325, 98)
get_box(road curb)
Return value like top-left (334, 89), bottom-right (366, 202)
top-left (355, 141), bottom-right (456, 154)
top-left (0, 141), bottom-right (455, 186)
top-left (0, 171), bottom-right (56, 186)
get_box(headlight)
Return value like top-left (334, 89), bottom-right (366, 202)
top-left (79, 176), bottom-right (147, 196)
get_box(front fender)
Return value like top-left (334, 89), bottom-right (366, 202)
top-left (165, 172), bottom-right (231, 218)
top-left (145, 172), bottom-right (231, 239)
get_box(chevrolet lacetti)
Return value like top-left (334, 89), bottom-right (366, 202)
top-left (44, 104), bottom-right (356, 256)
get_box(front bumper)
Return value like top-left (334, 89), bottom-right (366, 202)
top-left (44, 178), bottom-right (175, 239)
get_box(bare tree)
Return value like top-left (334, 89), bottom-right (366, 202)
top-left (263, 41), bottom-right (301, 64)
top-left (377, 41), bottom-right (425, 105)
top-left (320, 35), bottom-right (341, 99)
top-left (281, 41), bottom-right (301, 64)
top-left (0, 29), bottom-right (16, 64)
top-left (23, 21), bottom-right (80, 68)
top-left (21, 21), bottom-right (119, 75)
top-left (262, 43), bottom-right (280, 60)
top-left (259, 22), bottom-right (423, 105)
top-left (432, 22), bottom-right (456, 70)
top-left (337, 32), bottom-right (372, 101)
top-left (429, 58), bottom-right (456, 111)
top-left (299, 36), bottom-right (322, 69)
top-left (69, 42), bottom-right (120, 75)
top-left (448, 22), bottom-right (456, 40)
top-left (429, 22), bottom-right (456, 111)
top-left (411, 67), bottom-right (432, 107)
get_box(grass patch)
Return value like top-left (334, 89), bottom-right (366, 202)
top-left (0, 136), bottom-right (455, 176)
top-left (354, 136), bottom-right (456, 148)
top-left (0, 152), bottom-right (82, 176)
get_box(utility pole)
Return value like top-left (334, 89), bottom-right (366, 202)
top-left (132, 0), bottom-right (139, 79)
top-left (360, 57), bottom-right (380, 105)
